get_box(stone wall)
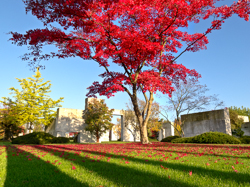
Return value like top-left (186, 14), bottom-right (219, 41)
top-left (242, 122), bottom-right (250, 136)
top-left (181, 108), bottom-right (231, 137)
top-left (46, 98), bottom-right (140, 143)
top-left (158, 122), bottom-right (174, 141)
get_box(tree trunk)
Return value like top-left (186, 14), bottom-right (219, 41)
top-left (29, 122), bottom-right (33, 133)
top-left (140, 124), bottom-right (150, 144)
top-left (4, 128), bottom-right (12, 141)
top-left (133, 134), bottom-right (136, 142)
top-left (96, 131), bottom-right (99, 143)
top-left (109, 130), bottom-right (111, 141)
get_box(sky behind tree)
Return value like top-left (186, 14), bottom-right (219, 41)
top-left (0, 0), bottom-right (249, 121)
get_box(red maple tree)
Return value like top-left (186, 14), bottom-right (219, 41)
top-left (10, 0), bottom-right (250, 144)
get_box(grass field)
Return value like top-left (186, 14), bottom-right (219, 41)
top-left (0, 142), bottom-right (250, 187)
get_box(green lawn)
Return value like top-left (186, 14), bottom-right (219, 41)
top-left (0, 142), bottom-right (250, 187)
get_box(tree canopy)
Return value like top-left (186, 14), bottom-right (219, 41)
top-left (10, 0), bottom-right (250, 143)
top-left (83, 99), bottom-right (114, 143)
top-left (2, 69), bottom-right (64, 132)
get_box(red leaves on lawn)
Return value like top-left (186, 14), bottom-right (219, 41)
top-left (160, 165), bottom-right (168, 170)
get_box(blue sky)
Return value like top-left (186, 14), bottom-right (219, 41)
top-left (0, 0), bottom-right (249, 121)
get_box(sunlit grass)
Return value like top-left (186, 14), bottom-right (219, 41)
top-left (0, 142), bottom-right (250, 187)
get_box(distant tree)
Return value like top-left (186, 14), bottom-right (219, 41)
top-left (230, 110), bottom-right (244, 130)
top-left (0, 99), bottom-right (24, 141)
top-left (173, 118), bottom-right (182, 136)
top-left (122, 109), bottom-right (140, 142)
top-left (229, 106), bottom-right (250, 121)
top-left (83, 99), bottom-right (114, 143)
top-left (229, 108), bottom-right (247, 137)
top-left (126, 98), bottom-right (161, 131)
top-left (2, 68), bottom-right (64, 133)
top-left (124, 98), bottom-right (161, 141)
top-left (113, 118), bottom-right (121, 140)
top-left (159, 78), bottom-right (224, 137)
top-left (33, 123), bottom-right (44, 132)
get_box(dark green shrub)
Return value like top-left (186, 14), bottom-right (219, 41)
top-left (117, 138), bottom-right (121, 141)
top-left (239, 136), bottom-right (250, 144)
top-left (53, 137), bottom-right (70, 143)
top-left (149, 137), bottom-right (159, 142)
top-left (232, 128), bottom-right (244, 137)
top-left (191, 132), bottom-right (241, 144)
top-left (12, 132), bottom-right (69, 144)
top-left (172, 132), bottom-right (240, 144)
top-left (171, 137), bottom-right (193, 143)
top-left (161, 136), bottom-right (180, 142)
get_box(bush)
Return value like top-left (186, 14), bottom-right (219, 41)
top-left (171, 137), bottom-right (193, 143)
top-left (148, 137), bottom-right (159, 142)
top-left (191, 132), bottom-right (241, 144)
top-left (161, 136), bottom-right (180, 142)
top-left (171, 132), bottom-right (241, 144)
top-left (53, 137), bottom-right (70, 143)
top-left (232, 128), bottom-right (244, 137)
top-left (12, 132), bottom-right (70, 144)
top-left (239, 136), bottom-right (250, 144)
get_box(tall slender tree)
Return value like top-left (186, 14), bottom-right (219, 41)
top-left (2, 68), bottom-right (64, 132)
top-left (10, 0), bottom-right (250, 143)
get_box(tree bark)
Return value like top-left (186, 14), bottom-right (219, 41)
top-left (140, 124), bottom-right (149, 144)
top-left (96, 131), bottom-right (99, 143)
top-left (4, 128), bottom-right (12, 141)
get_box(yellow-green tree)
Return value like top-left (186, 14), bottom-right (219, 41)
top-left (2, 68), bottom-right (64, 132)
top-left (83, 99), bottom-right (114, 143)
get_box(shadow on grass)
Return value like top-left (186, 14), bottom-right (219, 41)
top-left (44, 144), bottom-right (250, 186)
top-left (4, 145), bottom-right (89, 187)
top-left (31, 144), bottom-right (198, 187)
top-left (0, 141), bottom-right (11, 146)
top-left (122, 142), bottom-right (250, 159)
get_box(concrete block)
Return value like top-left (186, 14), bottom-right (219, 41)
top-left (47, 98), bottom-right (141, 143)
top-left (181, 108), bottom-right (231, 137)
top-left (238, 115), bottom-right (249, 122)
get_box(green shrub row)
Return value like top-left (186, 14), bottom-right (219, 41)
top-left (162, 132), bottom-right (247, 144)
top-left (239, 136), bottom-right (250, 144)
top-left (12, 132), bottom-right (70, 144)
top-left (160, 135), bottom-right (180, 142)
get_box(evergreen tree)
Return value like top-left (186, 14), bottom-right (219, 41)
top-left (2, 68), bottom-right (63, 132)
top-left (83, 99), bottom-right (114, 143)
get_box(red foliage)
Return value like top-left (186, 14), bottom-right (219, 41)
top-left (10, 1), bottom-right (250, 98)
